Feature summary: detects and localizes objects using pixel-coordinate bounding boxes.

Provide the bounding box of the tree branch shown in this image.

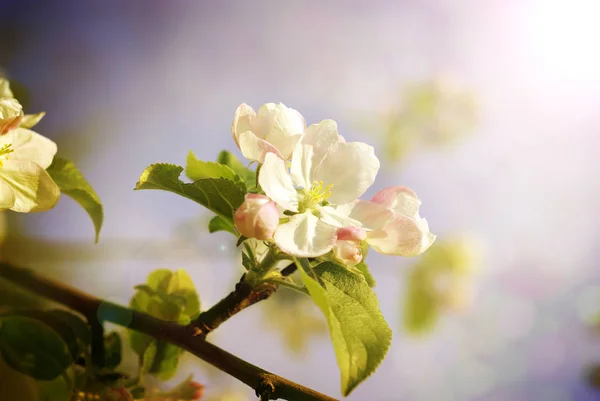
[0,262,337,401]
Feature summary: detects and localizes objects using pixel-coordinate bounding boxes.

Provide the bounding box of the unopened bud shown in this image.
[333,240,363,265]
[0,98,23,135]
[234,194,279,240]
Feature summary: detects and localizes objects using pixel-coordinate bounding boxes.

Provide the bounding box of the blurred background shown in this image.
[1,0,600,400]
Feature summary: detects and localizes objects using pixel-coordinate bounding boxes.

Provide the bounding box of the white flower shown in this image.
[259,120,379,257]
[0,128,60,212]
[234,193,279,240]
[350,186,435,256]
[232,103,305,163]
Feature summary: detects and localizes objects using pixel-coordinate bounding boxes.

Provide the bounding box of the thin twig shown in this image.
[0,262,337,401]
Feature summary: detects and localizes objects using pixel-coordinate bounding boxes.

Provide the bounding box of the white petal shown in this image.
[350,200,395,230]
[0,179,16,210]
[9,128,57,169]
[259,152,299,212]
[318,205,362,228]
[371,186,421,218]
[290,143,313,188]
[366,214,431,256]
[254,103,305,159]
[302,120,341,168]
[274,212,337,257]
[313,142,380,204]
[232,103,256,145]
[0,160,60,212]
[238,131,283,163]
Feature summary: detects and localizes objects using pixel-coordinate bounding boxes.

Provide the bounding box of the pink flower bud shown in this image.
[333,240,363,265]
[336,226,366,241]
[234,194,279,240]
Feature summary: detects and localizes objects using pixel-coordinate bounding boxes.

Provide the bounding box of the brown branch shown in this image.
[0,262,337,401]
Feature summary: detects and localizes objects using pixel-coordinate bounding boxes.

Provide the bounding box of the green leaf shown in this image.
[299,262,392,396]
[47,156,103,243]
[0,316,72,380]
[135,163,245,220]
[403,267,439,335]
[217,150,256,189]
[208,215,237,235]
[186,151,242,185]
[19,112,45,129]
[141,340,182,380]
[103,332,122,369]
[38,369,74,401]
[355,262,376,288]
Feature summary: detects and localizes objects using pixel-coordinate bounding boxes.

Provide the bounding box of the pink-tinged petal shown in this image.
[0,178,16,210]
[274,212,337,257]
[0,160,60,212]
[349,200,395,230]
[234,193,280,240]
[9,128,57,169]
[336,226,366,241]
[290,143,313,188]
[232,103,256,146]
[333,240,363,265]
[312,142,379,205]
[366,214,432,256]
[238,131,283,163]
[371,186,421,218]
[259,152,299,212]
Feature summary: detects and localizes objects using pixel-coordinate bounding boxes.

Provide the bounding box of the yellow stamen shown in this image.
[0,144,12,167]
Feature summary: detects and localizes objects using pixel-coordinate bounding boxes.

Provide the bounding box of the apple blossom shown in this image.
[259,120,379,257]
[333,226,366,265]
[351,186,435,256]
[0,97,23,135]
[234,193,279,240]
[0,127,60,212]
[232,102,305,163]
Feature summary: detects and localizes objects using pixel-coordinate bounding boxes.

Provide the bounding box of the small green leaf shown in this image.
[208,215,237,235]
[0,316,72,380]
[19,112,45,129]
[217,150,256,189]
[300,262,392,396]
[103,332,122,369]
[186,151,242,184]
[135,163,245,220]
[38,370,74,401]
[47,156,103,243]
[141,340,182,380]
[403,267,439,335]
[355,262,376,288]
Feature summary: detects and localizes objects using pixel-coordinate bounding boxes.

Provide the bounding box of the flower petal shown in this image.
[274,212,337,257]
[371,186,421,218]
[349,200,395,230]
[238,131,283,163]
[232,103,256,146]
[0,160,60,212]
[9,128,57,169]
[318,205,362,228]
[302,120,341,168]
[0,178,16,210]
[312,142,379,205]
[254,103,305,159]
[366,214,433,256]
[259,152,299,212]
[290,143,313,188]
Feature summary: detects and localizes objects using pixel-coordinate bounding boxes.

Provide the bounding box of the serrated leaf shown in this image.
[208,215,237,235]
[186,151,242,185]
[0,316,72,380]
[103,332,122,369]
[47,156,103,243]
[217,150,256,189]
[403,267,439,334]
[19,112,45,129]
[141,340,182,380]
[299,262,392,396]
[135,163,245,220]
[355,262,376,287]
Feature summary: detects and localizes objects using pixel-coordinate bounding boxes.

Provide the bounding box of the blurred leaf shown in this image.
[355,262,376,288]
[47,156,103,243]
[38,368,74,401]
[141,340,182,380]
[300,262,392,396]
[587,364,600,389]
[186,151,243,185]
[19,112,45,129]
[0,316,72,380]
[208,215,237,235]
[103,332,122,369]
[217,150,256,190]
[135,163,245,220]
[403,267,439,335]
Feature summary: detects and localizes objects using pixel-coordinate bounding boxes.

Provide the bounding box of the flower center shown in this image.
[0,143,13,167]
[299,180,333,211]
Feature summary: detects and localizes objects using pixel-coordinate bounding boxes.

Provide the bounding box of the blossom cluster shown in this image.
[232,103,435,264]
[0,79,59,212]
